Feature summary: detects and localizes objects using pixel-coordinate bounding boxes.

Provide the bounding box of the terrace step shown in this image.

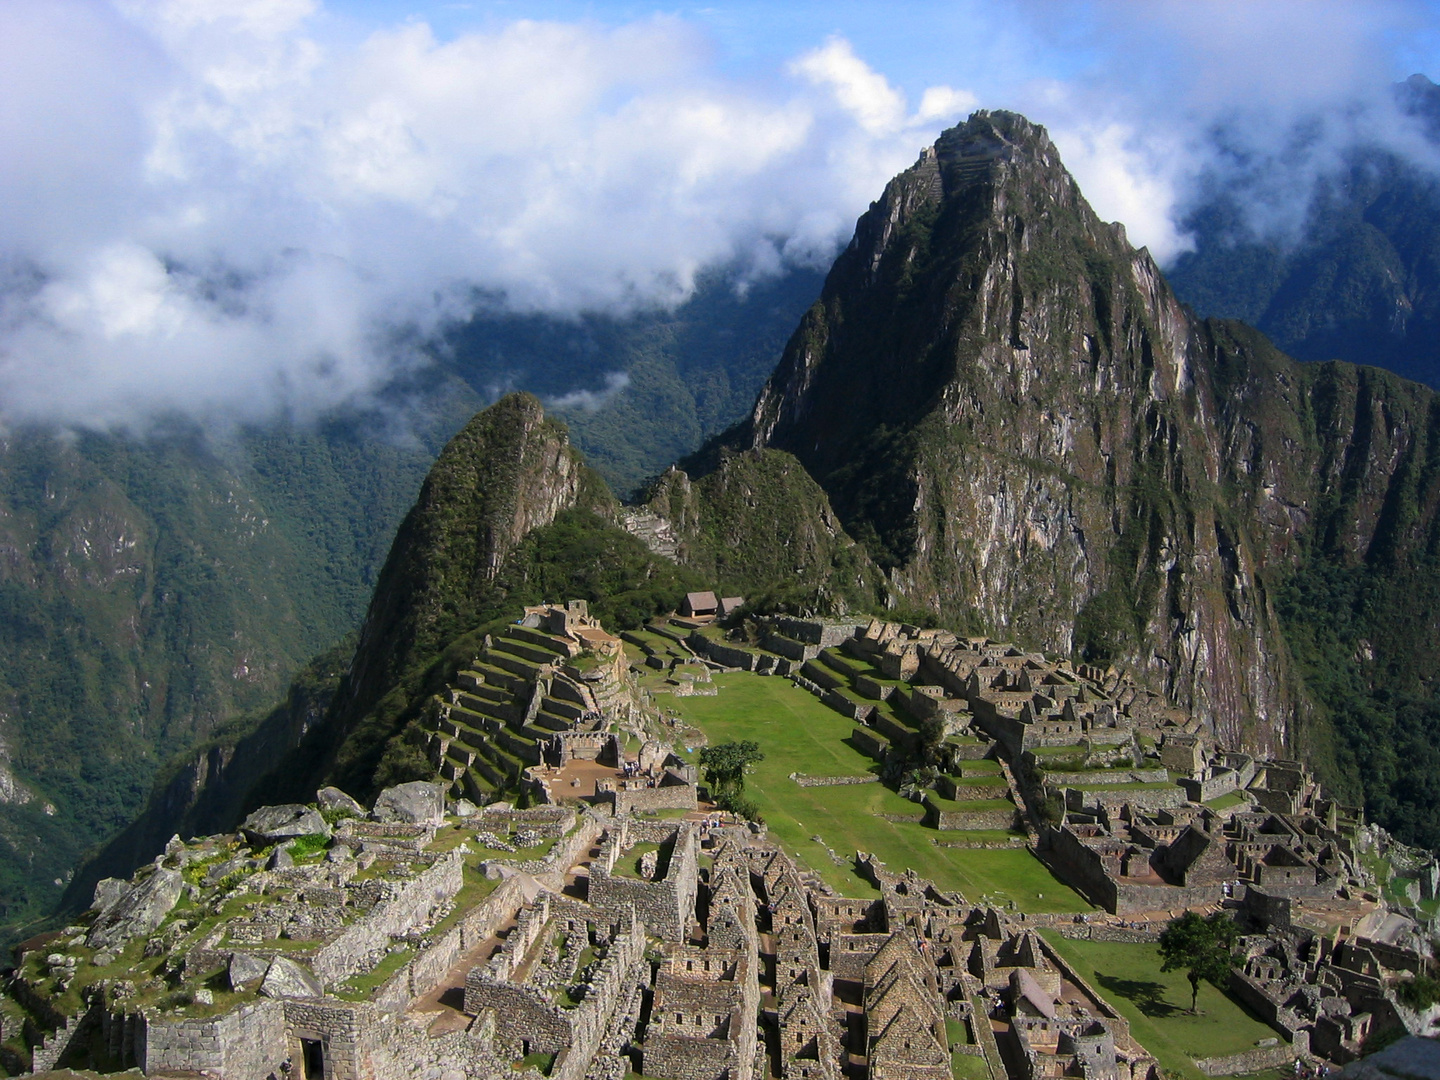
[455,692,522,725]
[467,663,529,695]
[533,711,572,733]
[494,637,564,666]
[505,625,577,657]
[542,697,584,721]
[483,649,544,681]
[818,649,860,678]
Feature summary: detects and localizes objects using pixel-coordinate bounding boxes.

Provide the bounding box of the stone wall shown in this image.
[1179,773,1244,803]
[312,853,463,987]
[687,634,758,671]
[1195,1041,1299,1076]
[791,774,880,788]
[484,815,604,894]
[141,999,287,1080]
[372,873,531,1012]
[769,618,861,648]
[849,728,889,760]
[643,1030,736,1080]
[463,907,646,1080]
[926,804,1017,831]
[604,783,697,816]
[282,999,367,1080]
[589,821,699,941]
[1056,923,1162,944]
[763,634,818,663]
[821,689,874,723]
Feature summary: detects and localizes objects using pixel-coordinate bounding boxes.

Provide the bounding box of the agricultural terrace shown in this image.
[666,671,1091,912]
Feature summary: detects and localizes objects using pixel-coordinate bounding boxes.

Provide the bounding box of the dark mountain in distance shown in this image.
[443,266,827,496]
[1168,74,1440,391]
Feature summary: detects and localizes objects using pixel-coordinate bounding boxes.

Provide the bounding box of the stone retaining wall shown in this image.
[849,727,889,760]
[1195,1041,1300,1076]
[768,618,861,648]
[312,853,463,987]
[1056,924,1162,944]
[687,634,758,671]
[821,688,874,723]
[927,806,1017,831]
[372,873,532,1012]
[790,774,880,788]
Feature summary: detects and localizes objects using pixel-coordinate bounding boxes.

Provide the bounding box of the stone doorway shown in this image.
[301,1038,325,1080]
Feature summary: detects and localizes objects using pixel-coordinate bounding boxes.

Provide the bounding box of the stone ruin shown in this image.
[6,768,1176,1080]
[11,606,1440,1080]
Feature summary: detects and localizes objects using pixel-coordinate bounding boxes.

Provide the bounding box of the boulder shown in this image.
[317,786,366,818]
[91,877,132,916]
[227,951,269,990]
[372,781,445,826]
[87,868,183,952]
[204,854,261,887]
[267,845,294,870]
[240,804,330,845]
[453,798,478,818]
[259,955,323,999]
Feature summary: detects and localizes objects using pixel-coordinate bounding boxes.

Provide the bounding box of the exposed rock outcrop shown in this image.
[87,867,182,952]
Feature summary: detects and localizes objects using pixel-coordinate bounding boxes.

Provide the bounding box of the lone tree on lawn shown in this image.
[1157,910,1240,1013]
[699,740,764,812]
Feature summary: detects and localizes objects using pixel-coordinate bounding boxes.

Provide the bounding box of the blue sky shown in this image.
[2,0,1440,427]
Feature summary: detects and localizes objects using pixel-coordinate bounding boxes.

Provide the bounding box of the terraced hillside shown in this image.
[425,619,634,802]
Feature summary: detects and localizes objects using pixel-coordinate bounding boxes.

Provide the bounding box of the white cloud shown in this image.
[0,3,974,429]
[2,0,1437,431]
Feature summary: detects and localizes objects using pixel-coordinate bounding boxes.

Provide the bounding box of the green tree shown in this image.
[1157,911,1240,1013]
[698,741,764,806]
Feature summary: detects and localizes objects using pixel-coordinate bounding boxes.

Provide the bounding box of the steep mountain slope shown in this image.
[60,109,1440,917]
[1168,74,1440,390]
[0,421,440,928]
[699,112,1440,826]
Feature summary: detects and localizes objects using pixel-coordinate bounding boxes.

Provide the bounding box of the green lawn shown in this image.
[670,673,1091,912]
[1042,935,1285,1080]
[1204,791,1247,811]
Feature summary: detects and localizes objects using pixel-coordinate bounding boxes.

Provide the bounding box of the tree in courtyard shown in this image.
[1157,911,1240,1013]
[699,740,764,813]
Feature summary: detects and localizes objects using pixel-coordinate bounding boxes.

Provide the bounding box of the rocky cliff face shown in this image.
[730,111,1440,757]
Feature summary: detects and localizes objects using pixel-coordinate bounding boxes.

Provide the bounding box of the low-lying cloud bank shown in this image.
[0,0,974,428]
[0,0,1436,430]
